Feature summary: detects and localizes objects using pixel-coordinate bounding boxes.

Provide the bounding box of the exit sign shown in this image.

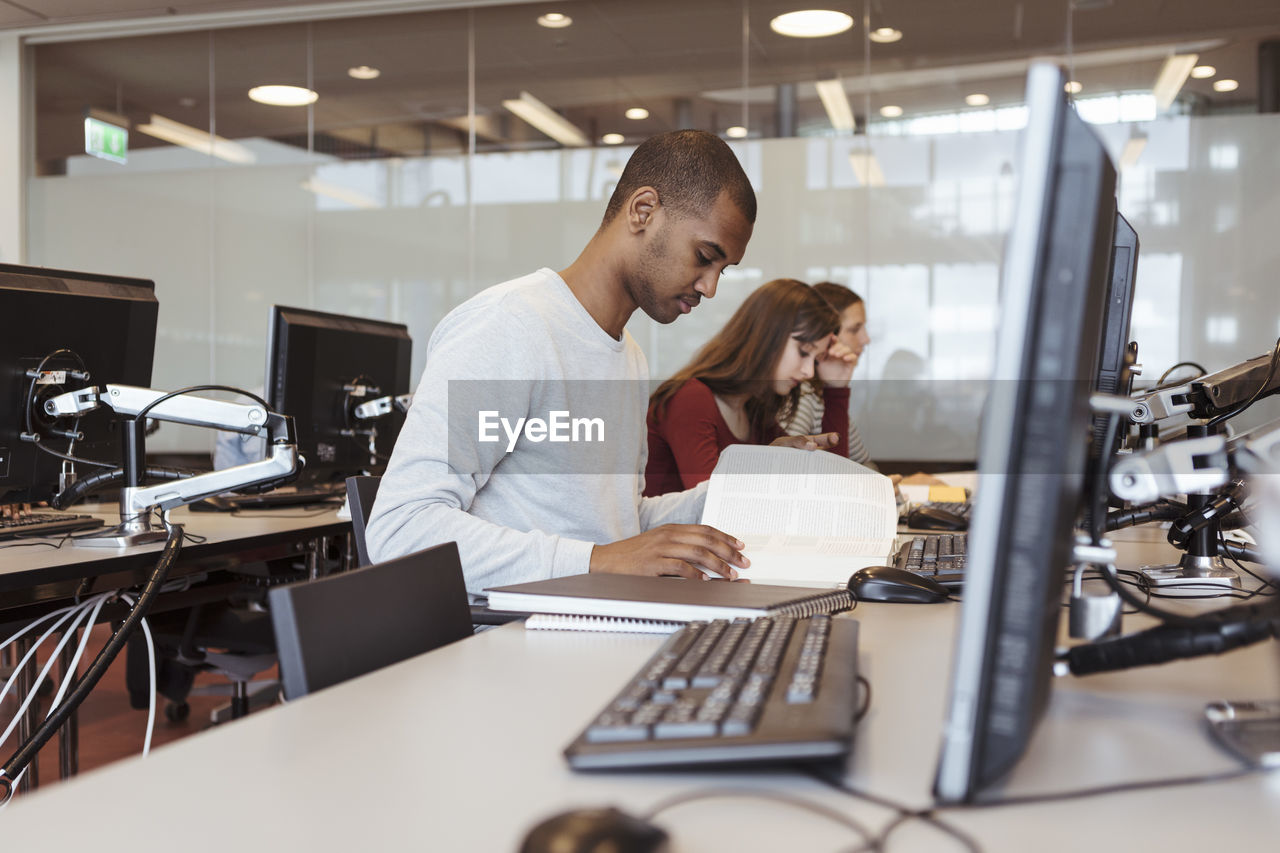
[84,116,128,164]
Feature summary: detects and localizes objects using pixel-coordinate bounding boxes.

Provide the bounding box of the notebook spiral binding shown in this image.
[524,613,683,634]
[772,589,855,618]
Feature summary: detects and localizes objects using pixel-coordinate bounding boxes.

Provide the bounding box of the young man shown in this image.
[368,130,802,595]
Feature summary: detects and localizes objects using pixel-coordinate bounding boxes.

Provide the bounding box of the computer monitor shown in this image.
[264,305,412,489]
[0,263,158,504]
[933,64,1117,803]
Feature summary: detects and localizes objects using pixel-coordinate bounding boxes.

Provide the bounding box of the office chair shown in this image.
[268,541,473,699]
[344,475,523,627]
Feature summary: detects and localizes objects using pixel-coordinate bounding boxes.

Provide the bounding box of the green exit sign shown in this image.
[84,116,128,164]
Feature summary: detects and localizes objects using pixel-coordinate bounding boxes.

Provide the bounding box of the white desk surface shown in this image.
[2,538,1278,851]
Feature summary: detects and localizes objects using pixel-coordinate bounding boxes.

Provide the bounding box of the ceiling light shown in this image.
[848,150,885,186]
[248,85,318,106]
[300,177,378,209]
[624,107,649,120]
[1119,133,1148,171]
[879,105,903,118]
[1190,65,1216,79]
[502,90,589,147]
[868,27,902,44]
[814,78,855,132]
[537,12,572,28]
[726,126,748,139]
[1152,53,1198,111]
[135,114,255,164]
[348,66,380,80]
[770,10,854,38]
[1213,78,1239,93]
[965,93,990,107]
[602,133,625,145]
[1065,80,1083,94]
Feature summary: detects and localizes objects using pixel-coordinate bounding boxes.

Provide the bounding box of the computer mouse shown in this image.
[906,504,967,531]
[519,806,670,853]
[847,566,951,604]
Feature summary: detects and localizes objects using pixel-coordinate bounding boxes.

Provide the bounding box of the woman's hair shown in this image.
[812,281,863,315]
[650,278,839,436]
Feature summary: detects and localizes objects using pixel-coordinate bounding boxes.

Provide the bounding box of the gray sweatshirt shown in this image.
[366,268,706,596]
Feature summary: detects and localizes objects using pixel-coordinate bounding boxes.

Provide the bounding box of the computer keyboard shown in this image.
[565,614,859,769]
[0,511,105,541]
[893,533,967,587]
[189,487,344,512]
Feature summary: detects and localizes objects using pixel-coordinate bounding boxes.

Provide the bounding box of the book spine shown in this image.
[523,613,684,634]
[771,589,855,618]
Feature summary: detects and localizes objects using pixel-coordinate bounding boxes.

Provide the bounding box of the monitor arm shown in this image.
[43,384,301,547]
[351,392,412,421]
[1130,351,1280,425]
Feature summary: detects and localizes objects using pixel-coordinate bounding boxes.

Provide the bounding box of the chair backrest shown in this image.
[268,541,473,699]
[345,475,381,567]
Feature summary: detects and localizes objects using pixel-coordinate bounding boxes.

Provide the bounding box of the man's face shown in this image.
[626,190,753,324]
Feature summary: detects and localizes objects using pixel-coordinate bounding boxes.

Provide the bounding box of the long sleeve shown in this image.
[652,380,733,491]
[819,385,850,459]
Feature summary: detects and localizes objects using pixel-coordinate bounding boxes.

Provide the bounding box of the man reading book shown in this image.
[368,131,822,596]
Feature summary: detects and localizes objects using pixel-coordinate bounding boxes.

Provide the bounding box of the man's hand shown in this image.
[590,524,749,580]
[771,432,838,451]
[815,338,857,387]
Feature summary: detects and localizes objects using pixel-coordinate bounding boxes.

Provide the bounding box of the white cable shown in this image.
[0,602,92,739]
[118,593,156,758]
[0,601,91,696]
[46,594,107,719]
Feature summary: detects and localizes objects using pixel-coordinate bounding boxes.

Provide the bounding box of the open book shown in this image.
[701,445,898,588]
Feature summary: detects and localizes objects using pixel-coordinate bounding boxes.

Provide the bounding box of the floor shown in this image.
[3,622,274,798]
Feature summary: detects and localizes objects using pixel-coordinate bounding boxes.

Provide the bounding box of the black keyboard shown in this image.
[0,511,105,541]
[189,487,343,512]
[565,615,859,770]
[894,533,967,587]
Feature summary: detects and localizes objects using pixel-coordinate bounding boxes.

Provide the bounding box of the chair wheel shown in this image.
[165,701,190,722]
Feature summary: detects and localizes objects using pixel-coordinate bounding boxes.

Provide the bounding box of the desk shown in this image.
[1,503,350,789]
[1,537,1277,851]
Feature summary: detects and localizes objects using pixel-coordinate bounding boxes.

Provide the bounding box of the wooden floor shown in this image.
[3,623,274,797]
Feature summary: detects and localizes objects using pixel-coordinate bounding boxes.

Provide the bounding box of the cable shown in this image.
[118,593,157,758]
[1157,361,1208,385]
[0,517,183,803]
[21,348,116,469]
[947,766,1266,809]
[50,465,195,509]
[855,675,872,723]
[1104,501,1187,532]
[640,787,879,851]
[1206,337,1280,427]
[135,385,271,421]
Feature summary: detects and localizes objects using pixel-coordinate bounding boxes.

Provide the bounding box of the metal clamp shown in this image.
[1109,435,1229,504]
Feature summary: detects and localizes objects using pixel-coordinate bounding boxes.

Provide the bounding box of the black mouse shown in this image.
[848,565,951,604]
[519,807,670,853]
[906,504,967,531]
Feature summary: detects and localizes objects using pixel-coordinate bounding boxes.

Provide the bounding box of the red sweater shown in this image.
[643,378,850,497]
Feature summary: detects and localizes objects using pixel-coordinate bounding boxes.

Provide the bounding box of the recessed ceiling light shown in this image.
[965,93,990,107]
[248,84,318,106]
[1213,78,1239,92]
[537,12,572,28]
[348,65,380,80]
[879,105,903,118]
[1190,65,1216,79]
[1065,80,1083,94]
[868,27,902,44]
[770,10,854,38]
[624,107,649,120]
[602,133,625,145]
[726,126,749,138]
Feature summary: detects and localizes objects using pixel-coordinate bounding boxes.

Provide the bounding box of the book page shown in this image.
[701,445,898,585]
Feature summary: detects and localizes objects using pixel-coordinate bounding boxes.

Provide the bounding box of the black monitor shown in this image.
[265,306,412,489]
[0,263,158,504]
[1095,210,1139,399]
[933,64,1117,803]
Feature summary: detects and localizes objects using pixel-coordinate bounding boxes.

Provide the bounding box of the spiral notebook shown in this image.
[485,573,854,626]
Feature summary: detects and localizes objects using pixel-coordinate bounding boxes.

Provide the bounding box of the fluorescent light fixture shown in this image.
[770,10,854,38]
[502,90,589,147]
[1213,78,1239,92]
[726,126,748,138]
[1065,80,1083,94]
[1119,134,1148,171]
[879,104,903,118]
[602,133,625,145]
[848,149,885,186]
[815,78,855,132]
[624,107,649,120]
[869,27,903,44]
[248,84,318,106]
[135,114,256,164]
[1152,53,1198,111]
[300,177,378,209]
[965,93,990,106]
[537,12,572,28]
[348,65,380,80]
[1191,64,1216,79]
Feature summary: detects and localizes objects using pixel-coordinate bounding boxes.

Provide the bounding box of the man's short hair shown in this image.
[602,130,757,226]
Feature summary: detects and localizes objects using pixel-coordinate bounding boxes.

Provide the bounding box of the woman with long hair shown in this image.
[644,278,854,496]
